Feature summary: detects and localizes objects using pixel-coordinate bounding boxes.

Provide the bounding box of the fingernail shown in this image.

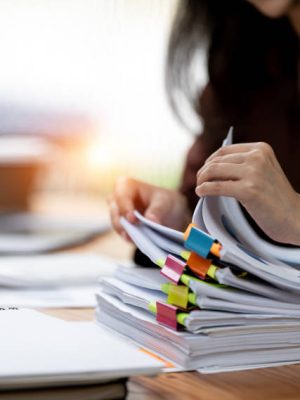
[145,213,159,223]
[126,211,137,223]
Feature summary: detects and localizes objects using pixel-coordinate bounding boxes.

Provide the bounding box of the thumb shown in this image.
[144,192,170,224]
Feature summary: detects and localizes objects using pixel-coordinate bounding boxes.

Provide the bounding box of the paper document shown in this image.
[0,254,120,308]
[0,309,162,389]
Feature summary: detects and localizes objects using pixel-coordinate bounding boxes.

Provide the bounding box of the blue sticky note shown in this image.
[184,227,215,258]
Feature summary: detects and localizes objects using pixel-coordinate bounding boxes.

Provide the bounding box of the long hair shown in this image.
[166,0,299,130]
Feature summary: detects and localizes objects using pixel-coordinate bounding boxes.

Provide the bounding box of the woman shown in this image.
[109,0,300,248]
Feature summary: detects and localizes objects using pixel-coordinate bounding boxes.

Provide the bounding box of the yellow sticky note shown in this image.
[167,284,189,309]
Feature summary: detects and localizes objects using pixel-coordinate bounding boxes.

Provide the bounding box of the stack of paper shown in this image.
[96,267,300,370]
[96,131,300,372]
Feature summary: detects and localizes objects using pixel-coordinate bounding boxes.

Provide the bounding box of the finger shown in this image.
[108,200,134,242]
[198,153,246,180]
[203,152,246,166]
[108,199,124,235]
[196,163,244,186]
[114,177,138,221]
[205,143,259,164]
[144,192,171,223]
[195,180,242,200]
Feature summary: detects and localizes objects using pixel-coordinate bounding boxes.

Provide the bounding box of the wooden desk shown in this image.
[43,307,300,400]
[34,194,300,400]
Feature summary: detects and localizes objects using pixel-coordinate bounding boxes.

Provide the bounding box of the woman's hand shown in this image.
[196,142,300,245]
[108,177,191,241]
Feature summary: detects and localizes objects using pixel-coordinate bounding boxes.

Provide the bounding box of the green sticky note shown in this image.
[148,301,157,314]
[180,250,191,260]
[177,312,189,326]
[156,258,165,268]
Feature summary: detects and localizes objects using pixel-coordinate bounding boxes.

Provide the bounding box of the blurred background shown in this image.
[0,0,206,211]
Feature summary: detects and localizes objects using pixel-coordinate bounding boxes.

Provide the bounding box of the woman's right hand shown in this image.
[108,176,191,241]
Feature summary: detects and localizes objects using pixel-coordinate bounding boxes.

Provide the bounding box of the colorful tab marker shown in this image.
[210,242,222,258]
[160,254,186,284]
[183,223,197,242]
[207,264,218,280]
[156,258,166,268]
[186,252,212,279]
[148,300,190,331]
[164,284,189,309]
[181,250,191,260]
[184,224,215,258]
[156,301,178,330]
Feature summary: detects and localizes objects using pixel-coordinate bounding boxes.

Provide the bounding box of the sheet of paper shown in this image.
[100,277,167,310]
[0,254,121,308]
[218,190,300,266]
[216,267,300,303]
[0,285,98,308]
[141,226,185,257]
[0,309,162,389]
[116,265,169,290]
[189,278,300,311]
[0,253,118,288]
[120,217,167,266]
[134,211,184,243]
[201,195,300,287]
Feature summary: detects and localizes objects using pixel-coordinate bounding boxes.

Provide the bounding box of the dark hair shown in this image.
[166,0,299,130]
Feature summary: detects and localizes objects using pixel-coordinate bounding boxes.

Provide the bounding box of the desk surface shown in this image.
[34,193,300,400]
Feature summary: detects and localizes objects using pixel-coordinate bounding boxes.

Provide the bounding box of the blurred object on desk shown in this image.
[0,212,111,255]
[0,135,52,211]
[0,380,127,400]
[0,102,101,200]
[0,253,119,288]
[30,192,135,262]
[0,253,124,308]
[0,102,95,142]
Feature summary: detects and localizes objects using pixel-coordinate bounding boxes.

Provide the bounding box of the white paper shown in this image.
[116,265,169,291]
[100,277,167,310]
[0,309,162,389]
[0,285,98,308]
[134,211,183,243]
[0,253,118,288]
[96,291,300,370]
[120,217,167,264]
[0,254,120,308]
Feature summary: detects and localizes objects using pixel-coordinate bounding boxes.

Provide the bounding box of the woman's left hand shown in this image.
[195,142,300,245]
